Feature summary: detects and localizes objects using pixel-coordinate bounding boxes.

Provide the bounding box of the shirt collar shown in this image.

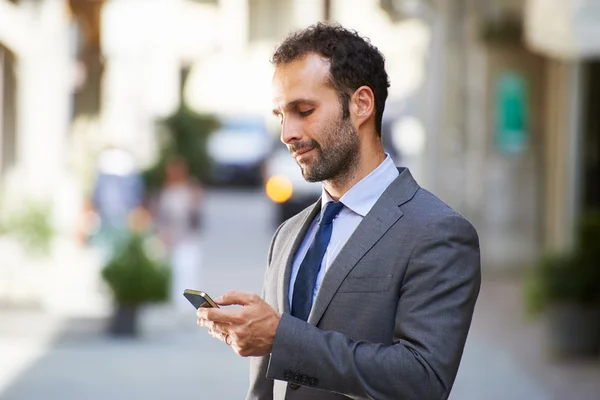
[321,154,399,217]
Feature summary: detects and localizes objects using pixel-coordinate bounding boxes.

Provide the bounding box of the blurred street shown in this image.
[0,189,272,399]
[0,189,598,400]
[1,1,600,398]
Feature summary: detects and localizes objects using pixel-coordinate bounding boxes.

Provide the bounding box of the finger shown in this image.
[208,328,229,344]
[216,290,259,306]
[208,328,221,340]
[198,307,241,324]
[206,321,231,335]
[196,318,216,330]
[197,307,231,320]
[197,307,218,320]
[197,308,208,319]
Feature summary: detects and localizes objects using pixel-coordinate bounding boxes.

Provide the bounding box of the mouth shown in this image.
[293,147,314,160]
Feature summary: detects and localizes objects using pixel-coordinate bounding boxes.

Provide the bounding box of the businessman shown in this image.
[196,22,481,400]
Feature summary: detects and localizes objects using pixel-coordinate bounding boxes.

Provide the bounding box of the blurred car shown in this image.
[263,146,322,226]
[206,116,273,187]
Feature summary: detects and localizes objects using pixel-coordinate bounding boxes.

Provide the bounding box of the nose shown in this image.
[280,116,302,145]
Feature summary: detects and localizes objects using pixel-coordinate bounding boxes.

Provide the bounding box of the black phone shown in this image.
[183,289,220,309]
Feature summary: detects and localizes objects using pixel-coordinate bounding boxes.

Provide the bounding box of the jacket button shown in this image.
[289,383,300,390]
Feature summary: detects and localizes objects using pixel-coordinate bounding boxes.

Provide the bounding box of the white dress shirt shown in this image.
[288,154,400,308]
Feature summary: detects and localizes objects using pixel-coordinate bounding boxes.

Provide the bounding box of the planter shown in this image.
[108,304,139,337]
[545,302,600,357]
[101,232,170,337]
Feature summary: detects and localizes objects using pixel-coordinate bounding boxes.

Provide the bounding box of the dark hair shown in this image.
[271,22,390,135]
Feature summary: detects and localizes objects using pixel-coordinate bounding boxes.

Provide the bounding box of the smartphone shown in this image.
[183,289,220,309]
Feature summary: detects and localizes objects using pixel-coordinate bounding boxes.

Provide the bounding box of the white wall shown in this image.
[0,0,73,199]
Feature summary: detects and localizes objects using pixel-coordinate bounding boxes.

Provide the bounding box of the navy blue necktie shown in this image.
[291,201,344,321]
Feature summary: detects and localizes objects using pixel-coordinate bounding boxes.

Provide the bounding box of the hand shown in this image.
[196,290,281,357]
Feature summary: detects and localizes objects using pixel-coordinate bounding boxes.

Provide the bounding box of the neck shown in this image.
[323,141,386,201]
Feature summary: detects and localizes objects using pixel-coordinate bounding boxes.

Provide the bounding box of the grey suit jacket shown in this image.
[247,168,481,400]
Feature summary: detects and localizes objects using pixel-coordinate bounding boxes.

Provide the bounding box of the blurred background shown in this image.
[0,0,599,399]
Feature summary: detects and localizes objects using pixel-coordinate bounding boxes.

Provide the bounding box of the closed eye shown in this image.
[299,109,314,117]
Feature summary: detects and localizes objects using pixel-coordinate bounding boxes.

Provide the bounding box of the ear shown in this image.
[349,86,375,130]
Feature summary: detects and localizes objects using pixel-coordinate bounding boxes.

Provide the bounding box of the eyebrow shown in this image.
[272,99,318,116]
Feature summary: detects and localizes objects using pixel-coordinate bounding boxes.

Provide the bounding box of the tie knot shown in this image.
[320,201,344,225]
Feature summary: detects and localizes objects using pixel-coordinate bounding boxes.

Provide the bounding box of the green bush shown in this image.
[101,232,170,306]
[525,210,600,315]
[0,201,54,257]
[142,104,220,193]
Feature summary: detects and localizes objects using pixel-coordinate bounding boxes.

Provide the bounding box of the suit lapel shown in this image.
[307,168,419,326]
[276,200,321,314]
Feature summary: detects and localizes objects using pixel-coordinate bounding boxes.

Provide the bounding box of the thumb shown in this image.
[216,290,258,306]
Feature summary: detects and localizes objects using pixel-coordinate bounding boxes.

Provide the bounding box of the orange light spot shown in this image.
[265,176,293,203]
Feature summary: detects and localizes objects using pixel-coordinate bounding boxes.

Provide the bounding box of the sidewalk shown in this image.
[0,277,599,399]
[451,278,600,400]
[0,306,250,399]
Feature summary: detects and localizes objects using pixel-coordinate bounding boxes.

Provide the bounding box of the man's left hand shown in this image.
[196,290,281,357]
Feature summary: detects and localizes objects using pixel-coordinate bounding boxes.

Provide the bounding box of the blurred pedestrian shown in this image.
[154,157,204,313]
[89,146,145,262]
[196,23,481,400]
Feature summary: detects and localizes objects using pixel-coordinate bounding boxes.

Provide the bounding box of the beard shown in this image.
[290,114,360,183]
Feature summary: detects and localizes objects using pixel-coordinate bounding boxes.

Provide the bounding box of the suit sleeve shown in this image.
[246,221,286,400]
[266,214,481,400]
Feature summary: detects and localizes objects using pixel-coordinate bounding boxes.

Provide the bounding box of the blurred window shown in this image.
[248,0,293,42]
[70,3,103,120]
[0,46,17,176]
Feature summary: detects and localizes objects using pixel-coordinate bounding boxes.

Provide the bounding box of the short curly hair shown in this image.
[271,22,390,135]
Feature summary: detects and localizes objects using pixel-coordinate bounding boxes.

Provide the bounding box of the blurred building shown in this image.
[0,0,73,200]
[0,0,95,306]
[184,0,430,132]
[0,0,220,306]
[525,0,600,247]
[0,0,433,221]
[100,0,219,166]
[410,0,600,271]
[2,0,600,304]
[189,0,600,273]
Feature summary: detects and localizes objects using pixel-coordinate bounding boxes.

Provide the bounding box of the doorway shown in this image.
[582,61,600,211]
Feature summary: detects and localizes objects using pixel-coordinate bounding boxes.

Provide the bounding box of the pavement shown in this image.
[0,189,598,399]
[450,278,600,400]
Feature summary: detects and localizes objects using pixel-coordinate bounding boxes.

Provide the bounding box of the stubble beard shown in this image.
[298,115,361,185]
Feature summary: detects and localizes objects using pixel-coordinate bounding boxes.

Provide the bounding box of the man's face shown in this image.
[271,53,360,182]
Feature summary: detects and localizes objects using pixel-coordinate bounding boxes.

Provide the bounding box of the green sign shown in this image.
[495,71,529,156]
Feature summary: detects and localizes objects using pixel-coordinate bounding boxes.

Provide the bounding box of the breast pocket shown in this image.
[337,274,392,293]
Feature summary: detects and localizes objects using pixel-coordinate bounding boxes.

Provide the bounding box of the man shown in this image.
[89,146,145,262]
[196,23,481,400]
